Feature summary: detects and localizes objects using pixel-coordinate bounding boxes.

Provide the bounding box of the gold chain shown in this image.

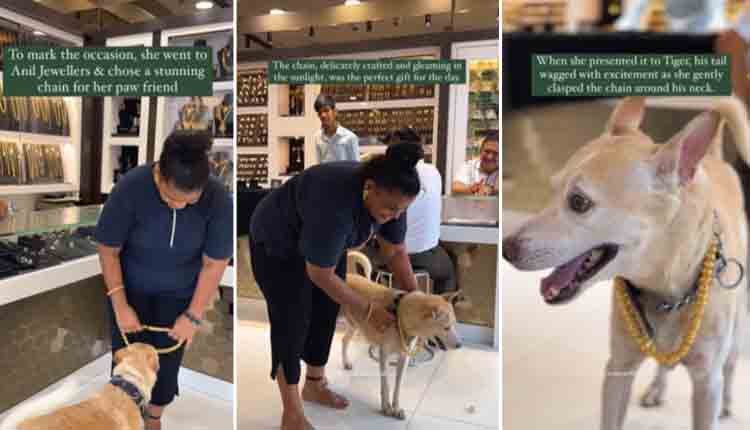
[397,306,420,358]
[615,237,718,366]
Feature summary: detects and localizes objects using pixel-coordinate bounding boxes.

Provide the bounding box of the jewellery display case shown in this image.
[0,205,103,307]
[237,114,268,147]
[237,47,440,184]
[0,10,81,198]
[155,23,234,197]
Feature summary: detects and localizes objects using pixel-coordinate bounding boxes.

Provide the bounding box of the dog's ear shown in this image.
[606,97,645,135]
[652,111,722,187]
[113,347,128,364]
[440,291,462,306]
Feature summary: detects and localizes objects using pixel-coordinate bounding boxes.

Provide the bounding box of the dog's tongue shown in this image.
[540,252,588,298]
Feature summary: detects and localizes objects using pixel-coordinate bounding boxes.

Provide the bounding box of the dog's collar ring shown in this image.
[715,256,744,290]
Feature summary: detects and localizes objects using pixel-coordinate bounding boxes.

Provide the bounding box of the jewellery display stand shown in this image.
[101,33,152,194]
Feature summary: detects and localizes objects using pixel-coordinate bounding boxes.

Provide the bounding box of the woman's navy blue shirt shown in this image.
[95,164,233,298]
[250,161,406,267]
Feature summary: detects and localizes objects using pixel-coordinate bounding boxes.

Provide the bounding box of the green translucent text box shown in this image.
[531,54,731,97]
[3,47,213,97]
[269,59,466,84]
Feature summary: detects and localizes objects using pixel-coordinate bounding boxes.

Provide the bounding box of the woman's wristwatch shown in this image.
[183,310,202,327]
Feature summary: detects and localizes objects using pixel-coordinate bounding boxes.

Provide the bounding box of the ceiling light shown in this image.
[425,14,432,27]
[33,30,46,36]
[345,0,362,5]
[269,8,286,15]
[195,1,213,10]
[457,9,470,14]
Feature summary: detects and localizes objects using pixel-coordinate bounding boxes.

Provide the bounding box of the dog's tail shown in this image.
[0,377,80,430]
[711,96,750,165]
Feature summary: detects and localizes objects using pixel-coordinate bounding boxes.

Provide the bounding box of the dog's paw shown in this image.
[721,407,732,419]
[382,404,406,420]
[639,388,664,408]
[392,407,406,420]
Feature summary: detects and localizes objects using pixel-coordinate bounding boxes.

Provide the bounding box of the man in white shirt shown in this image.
[313,94,359,163]
[452,130,499,196]
[363,127,456,293]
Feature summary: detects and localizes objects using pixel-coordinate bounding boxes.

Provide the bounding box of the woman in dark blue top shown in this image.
[250,142,423,430]
[95,132,233,430]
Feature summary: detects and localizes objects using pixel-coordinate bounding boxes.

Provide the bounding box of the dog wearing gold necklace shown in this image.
[1,343,159,430]
[502,95,750,430]
[341,272,461,419]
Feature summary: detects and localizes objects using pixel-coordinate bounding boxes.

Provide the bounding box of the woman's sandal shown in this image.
[301,375,350,409]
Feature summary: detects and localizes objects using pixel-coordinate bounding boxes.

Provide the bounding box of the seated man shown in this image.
[363,127,456,294]
[452,130,498,196]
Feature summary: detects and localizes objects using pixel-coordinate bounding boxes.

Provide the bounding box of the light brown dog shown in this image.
[2,343,159,430]
[503,96,750,430]
[341,273,461,420]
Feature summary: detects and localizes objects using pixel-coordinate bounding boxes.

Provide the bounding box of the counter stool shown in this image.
[369,267,435,367]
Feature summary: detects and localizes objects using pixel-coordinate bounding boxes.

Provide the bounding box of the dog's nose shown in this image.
[502,237,518,263]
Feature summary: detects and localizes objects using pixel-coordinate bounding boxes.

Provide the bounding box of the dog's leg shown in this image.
[602,296,644,430]
[379,345,393,416]
[342,322,356,371]
[389,351,410,420]
[687,364,723,430]
[640,365,670,408]
[721,345,738,419]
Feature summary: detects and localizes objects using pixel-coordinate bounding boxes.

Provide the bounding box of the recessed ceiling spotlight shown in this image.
[457,9,470,14]
[195,1,213,10]
[269,8,286,15]
[345,0,362,5]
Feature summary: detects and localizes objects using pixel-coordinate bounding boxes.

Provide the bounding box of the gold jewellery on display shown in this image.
[614,237,718,366]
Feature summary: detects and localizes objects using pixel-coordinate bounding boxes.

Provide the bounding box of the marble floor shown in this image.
[0,355,233,430]
[236,319,499,430]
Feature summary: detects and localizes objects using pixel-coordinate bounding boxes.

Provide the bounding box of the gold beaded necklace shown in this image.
[614,237,718,366]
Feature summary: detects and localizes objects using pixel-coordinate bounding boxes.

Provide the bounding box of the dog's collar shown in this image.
[387,290,409,316]
[110,374,147,417]
[626,212,744,314]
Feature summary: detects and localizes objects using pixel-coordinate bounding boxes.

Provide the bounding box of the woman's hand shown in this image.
[113,302,143,334]
[368,303,396,334]
[169,314,199,348]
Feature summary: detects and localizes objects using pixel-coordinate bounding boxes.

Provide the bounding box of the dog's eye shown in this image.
[568,192,593,214]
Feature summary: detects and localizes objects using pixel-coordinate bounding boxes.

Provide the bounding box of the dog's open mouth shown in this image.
[540,244,619,304]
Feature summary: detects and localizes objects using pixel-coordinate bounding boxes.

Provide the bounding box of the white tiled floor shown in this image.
[0,355,233,430]
[503,211,750,430]
[237,320,499,430]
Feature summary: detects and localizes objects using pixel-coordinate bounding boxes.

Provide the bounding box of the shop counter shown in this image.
[439,196,499,347]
